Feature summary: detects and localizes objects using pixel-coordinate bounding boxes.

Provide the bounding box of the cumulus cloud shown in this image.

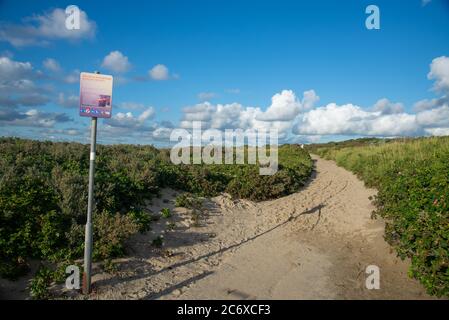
[12,93,50,107]
[372,98,404,114]
[425,127,449,136]
[178,90,320,140]
[174,57,449,141]
[101,51,131,73]
[289,57,449,139]
[428,56,449,92]
[0,56,50,108]
[181,102,245,130]
[293,103,420,136]
[0,108,71,127]
[412,56,449,113]
[416,105,449,128]
[0,7,96,47]
[149,64,170,80]
[105,107,155,130]
[414,96,449,112]
[301,90,320,110]
[152,127,173,140]
[0,57,74,132]
[0,56,34,81]
[178,87,449,142]
[256,90,302,121]
[255,90,319,121]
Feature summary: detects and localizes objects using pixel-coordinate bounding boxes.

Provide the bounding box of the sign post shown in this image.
[83,114,96,295]
[79,71,113,294]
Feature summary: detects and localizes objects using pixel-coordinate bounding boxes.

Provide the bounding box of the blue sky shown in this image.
[1,0,449,145]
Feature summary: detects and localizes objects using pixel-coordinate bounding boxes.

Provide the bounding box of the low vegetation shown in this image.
[309,136,449,297]
[0,137,312,291]
[160,208,172,219]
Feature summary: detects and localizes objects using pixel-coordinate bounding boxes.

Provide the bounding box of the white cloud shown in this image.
[301,90,320,110]
[422,0,432,7]
[152,127,173,140]
[175,57,449,141]
[0,56,50,108]
[293,103,421,136]
[256,90,302,121]
[414,96,449,112]
[428,56,449,92]
[0,8,96,47]
[101,51,131,73]
[105,107,155,130]
[372,98,404,114]
[179,90,320,140]
[416,105,449,128]
[0,108,71,127]
[43,58,61,72]
[149,64,169,80]
[0,56,34,81]
[256,90,319,121]
[425,127,449,136]
[138,108,155,122]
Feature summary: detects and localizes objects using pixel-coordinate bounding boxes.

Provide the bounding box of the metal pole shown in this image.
[83,70,100,295]
[83,116,97,294]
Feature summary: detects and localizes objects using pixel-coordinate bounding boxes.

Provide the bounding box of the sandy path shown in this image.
[86,155,431,300]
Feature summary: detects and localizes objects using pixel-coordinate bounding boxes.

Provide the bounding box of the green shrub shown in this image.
[175,193,191,208]
[102,259,118,274]
[127,209,151,233]
[0,138,313,286]
[92,211,139,260]
[160,208,172,219]
[30,266,54,300]
[175,193,203,209]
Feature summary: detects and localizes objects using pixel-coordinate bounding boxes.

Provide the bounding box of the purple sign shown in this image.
[79,72,113,118]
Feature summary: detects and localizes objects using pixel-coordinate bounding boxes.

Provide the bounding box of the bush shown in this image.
[160,208,172,219]
[127,209,151,233]
[92,211,139,260]
[175,193,203,209]
[30,266,53,300]
[0,138,313,287]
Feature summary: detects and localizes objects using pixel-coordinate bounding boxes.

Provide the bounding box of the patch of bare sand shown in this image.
[81,155,433,300]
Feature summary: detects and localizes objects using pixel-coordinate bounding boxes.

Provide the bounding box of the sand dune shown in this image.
[81,155,432,299]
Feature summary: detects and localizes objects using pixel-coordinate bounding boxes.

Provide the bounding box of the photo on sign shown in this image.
[79,72,113,118]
